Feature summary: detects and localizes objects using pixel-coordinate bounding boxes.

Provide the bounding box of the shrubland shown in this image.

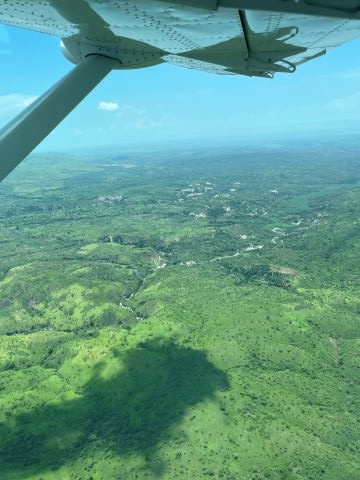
[0,146,359,479]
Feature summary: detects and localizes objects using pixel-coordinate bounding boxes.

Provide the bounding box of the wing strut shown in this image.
[0,54,117,182]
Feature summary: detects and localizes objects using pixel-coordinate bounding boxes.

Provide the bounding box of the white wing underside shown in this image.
[1,1,360,77]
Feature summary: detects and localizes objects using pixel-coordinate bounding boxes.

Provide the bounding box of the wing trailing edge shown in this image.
[219,0,360,19]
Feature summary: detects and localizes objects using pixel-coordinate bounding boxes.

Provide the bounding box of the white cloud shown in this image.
[0,94,37,114]
[98,101,119,112]
[116,104,144,117]
[116,104,176,130]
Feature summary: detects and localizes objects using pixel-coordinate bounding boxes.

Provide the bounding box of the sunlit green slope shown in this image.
[0,147,359,479]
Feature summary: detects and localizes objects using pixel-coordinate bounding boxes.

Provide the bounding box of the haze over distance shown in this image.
[2,23,360,152]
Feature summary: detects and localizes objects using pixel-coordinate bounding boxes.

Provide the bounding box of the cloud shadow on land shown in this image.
[0,338,229,477]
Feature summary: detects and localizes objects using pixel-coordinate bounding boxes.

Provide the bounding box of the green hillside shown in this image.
[0,147,359,479]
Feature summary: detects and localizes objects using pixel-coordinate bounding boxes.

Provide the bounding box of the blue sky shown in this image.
[1,22,360,151]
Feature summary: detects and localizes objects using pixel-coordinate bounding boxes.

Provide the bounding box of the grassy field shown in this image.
[0,146,359,479]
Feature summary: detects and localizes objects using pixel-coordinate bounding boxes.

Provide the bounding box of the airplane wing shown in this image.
[1,0,360,180]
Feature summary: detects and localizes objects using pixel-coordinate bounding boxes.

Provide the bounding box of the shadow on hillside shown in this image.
[0,338,229,478]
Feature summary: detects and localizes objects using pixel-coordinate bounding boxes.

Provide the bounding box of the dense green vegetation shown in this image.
[0,145,359,479]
